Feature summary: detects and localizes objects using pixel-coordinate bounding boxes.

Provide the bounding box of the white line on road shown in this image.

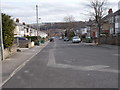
[112,54,120,56]
[47,50,56,66]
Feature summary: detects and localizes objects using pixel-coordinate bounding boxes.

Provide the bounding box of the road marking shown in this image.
[24,70,29,73]
[67,44,80,46]
[98,69,119,73]
[113,54,120,56]
[47,45,119,74]
[83,65,110,71]
[0,42,49,88]
[47,50,56,66]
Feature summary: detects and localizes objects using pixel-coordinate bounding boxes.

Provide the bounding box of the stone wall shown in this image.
[0,41,35,60]
[100,35,120,45]
[4,44,17,59]
[28,42,35,48]
[14,39,32,48]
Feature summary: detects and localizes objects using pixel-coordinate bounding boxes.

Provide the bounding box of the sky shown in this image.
[1,0,120,24]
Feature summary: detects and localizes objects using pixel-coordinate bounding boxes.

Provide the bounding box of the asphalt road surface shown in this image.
[2,38,118,88]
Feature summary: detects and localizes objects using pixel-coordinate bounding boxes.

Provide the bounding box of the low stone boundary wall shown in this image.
[14,39,34,48]
[28,42,35,48]
[4,44,17,59]
[0,41,35,60]
[100,36,120,46]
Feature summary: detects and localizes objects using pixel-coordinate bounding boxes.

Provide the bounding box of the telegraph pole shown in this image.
[36,5,39,37]
[0,2,4,60]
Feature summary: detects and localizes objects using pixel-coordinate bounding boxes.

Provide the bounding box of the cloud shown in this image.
[1,0,119,24]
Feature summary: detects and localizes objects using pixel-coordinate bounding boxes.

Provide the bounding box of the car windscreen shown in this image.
[73,37,79,39]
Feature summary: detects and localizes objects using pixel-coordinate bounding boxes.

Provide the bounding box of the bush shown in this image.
[2,13,15,48]
[26,36,37,41]
[69,31,75,40]
[25,36,41,45]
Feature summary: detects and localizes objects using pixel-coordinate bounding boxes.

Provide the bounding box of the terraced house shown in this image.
[14,18,48,38]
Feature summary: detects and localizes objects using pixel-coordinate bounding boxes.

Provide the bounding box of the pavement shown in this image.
[1,41,49,87]
[1,39,119,88]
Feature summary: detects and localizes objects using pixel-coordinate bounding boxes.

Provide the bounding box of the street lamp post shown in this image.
[0,4,4,60]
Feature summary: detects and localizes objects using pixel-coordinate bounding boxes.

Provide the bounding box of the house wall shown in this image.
[14,25,23,37]
[81,28,87,35]
[14,26,19,37]
[115,15,120,34]
[39,31,48,38]
[91,25,98,38]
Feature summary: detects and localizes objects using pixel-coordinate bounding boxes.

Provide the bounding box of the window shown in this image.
[115,15,120,23]
[27,28,29,33]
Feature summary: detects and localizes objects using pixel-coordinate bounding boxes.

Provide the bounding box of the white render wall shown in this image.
[81,28,87,34]
[14,22,48,37]
[14,25,23,37]
[38,31,48,38]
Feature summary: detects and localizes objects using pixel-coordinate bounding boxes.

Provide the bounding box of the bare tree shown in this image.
[88,0,107,44]
[64,15,75,22]
[63,15,75,38]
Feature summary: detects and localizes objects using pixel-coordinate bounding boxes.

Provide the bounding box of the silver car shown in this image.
[72,36,81,43]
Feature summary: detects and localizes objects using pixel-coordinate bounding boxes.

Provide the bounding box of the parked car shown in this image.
[15,37,28,40]
[50,37,54,42]
[72,36,81,43]
[59,36,62,40]
[86,37,92,43]
[64,37,69,41]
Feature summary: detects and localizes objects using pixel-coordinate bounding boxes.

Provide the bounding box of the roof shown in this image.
[114,9,120,16]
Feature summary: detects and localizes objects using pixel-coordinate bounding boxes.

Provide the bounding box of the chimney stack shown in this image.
[22,22,26,25]
[108,8,113,14]
[16,18,19,23]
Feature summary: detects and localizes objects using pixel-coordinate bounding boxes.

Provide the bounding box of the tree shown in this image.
[63,15,75,38]
[2,13,15,48]
[64,15,75,22]
[88,0,107,44]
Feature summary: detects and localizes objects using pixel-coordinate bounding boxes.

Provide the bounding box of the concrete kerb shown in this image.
[1,41,49,88]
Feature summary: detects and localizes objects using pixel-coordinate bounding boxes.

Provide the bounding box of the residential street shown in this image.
[2,38,118,88]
